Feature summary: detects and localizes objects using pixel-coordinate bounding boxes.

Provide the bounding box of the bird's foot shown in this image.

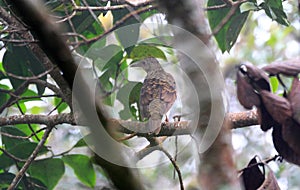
[172,115,182,122]
[172,115,182,128]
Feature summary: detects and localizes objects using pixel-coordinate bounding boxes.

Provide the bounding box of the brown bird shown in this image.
[132,57,177,134]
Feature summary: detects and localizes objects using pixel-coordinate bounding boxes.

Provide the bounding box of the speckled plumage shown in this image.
[132,57,177,133]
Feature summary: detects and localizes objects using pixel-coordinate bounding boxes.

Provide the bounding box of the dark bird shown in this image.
[132,57,177,134]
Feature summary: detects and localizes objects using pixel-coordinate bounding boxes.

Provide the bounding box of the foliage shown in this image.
[0,0,297,189]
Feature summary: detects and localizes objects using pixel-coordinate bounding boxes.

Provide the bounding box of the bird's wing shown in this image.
[139,72,177,119]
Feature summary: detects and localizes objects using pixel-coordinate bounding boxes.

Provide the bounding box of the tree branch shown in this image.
[8,125,54,190]
[0,6,73,108]
[158,0,241,189]
[159,146,184,190]
[228,110,259,129]
[0,113,75,126]
[110,110,259,137]
[7,1,145,189]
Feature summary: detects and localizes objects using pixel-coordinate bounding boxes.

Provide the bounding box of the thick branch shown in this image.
[158,0,240,189]
[111,110,259,136]
[0,110,259,133]
[7,1,144,189]
[228,110,259,129]
[0,6,72,107]
[0,113,75,126]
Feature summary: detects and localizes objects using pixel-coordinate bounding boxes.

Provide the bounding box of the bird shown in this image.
[131,57,177,134]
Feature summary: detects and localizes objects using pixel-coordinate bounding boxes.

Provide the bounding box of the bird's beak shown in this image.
[131,60,143,68]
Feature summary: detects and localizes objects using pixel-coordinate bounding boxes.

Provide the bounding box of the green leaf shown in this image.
[96,45,124,106]
[240,2,258,13]
[73,136,88,148]
[0,172,14,186]
[0,70,6,80]
[0,173,42,189]
[70,10,102,35]
[18,89,42,103]
[0,84,9,108]
[139,36,173,47]
[2,45,46,95]
[139,9,158,21]
[117,81,142,120]
[0,61,5,72]
[0,173,23,189]
[261,2,289,26]
[14,101,27,113]
[84,39,107,61]
[54,97,68,113]
[207,0,250,52]
[99,70,113,92]
[91,44,123,69]
[30,106,44,114]
[1,126,29,150]
[28,158,65,190]
[62,154,96,188]
[15,124,43,142]
[270,76,279,93]
[129,45,167,60]
[0,142,48,169]
[102,92,116,106]
[48,0,106,53]
[27,177,48,190]
[111,2,140,54]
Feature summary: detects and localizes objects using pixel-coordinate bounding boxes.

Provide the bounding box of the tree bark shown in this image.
[158,0,240,189]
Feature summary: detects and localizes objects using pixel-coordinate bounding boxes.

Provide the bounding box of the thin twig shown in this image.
[159,147,184,190]
[117,133,137,142]
[16,102,41,141]
[0,147,27,162]
[0,127,47,140]
[62,0,79,43]
[5,67,54,80]
[0,80,30,114]
[211,0,247,35]
[238,155,280,173]
[47,98,64,115]
[8,125,54,190]
[204,4,229,11]
[74,5,157,47]
[72,0,154,11]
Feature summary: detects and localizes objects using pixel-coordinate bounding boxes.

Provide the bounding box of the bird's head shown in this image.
[131,57,162,72]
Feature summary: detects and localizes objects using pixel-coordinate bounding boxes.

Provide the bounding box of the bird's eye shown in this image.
[239,65,247,74]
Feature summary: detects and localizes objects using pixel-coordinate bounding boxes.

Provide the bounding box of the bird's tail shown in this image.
[148,99,166,134]
[148,114,162,134]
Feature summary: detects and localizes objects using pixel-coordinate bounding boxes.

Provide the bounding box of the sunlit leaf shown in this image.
[54,97,68,113]
[240,2,258,13]
[62,154,96,188]
[130,45,167,60]
[260,0,289,26]
[270,77,279,93]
